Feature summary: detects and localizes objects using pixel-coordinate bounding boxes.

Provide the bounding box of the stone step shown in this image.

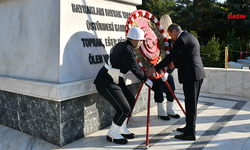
[237,59,250,67]
[228,61,250,69]
[1,92,250,150]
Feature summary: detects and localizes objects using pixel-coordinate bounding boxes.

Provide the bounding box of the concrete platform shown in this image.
[237,59,250,67]
[1,90,250,150]
[228,61,250,69]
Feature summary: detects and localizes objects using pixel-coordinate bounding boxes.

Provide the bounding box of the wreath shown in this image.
[125,10,170,79]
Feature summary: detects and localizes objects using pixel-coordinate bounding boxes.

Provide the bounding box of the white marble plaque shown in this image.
[0,0,60,82]
[59,0,137,83]
[0,0,138,83]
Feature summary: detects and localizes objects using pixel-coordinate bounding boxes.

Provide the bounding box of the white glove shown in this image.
[161,72,169,82]
[145,79,153,88]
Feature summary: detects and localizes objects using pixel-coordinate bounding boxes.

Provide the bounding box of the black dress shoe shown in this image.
[168,113,180,118]
[121,133,136,139]
[174,133,196,141]
[107,135,128,144]
[176,127,186,132]
[158,115,170,120]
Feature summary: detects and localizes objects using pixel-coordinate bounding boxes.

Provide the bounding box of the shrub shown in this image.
[226,29,249,61]
[201,35,221,67]
[190,30,198,39]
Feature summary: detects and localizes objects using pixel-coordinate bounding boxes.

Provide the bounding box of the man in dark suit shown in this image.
[152,39,180,121]
[145,23,206,140]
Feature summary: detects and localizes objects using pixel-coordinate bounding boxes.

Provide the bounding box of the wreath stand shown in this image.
[125,9,186,148]
[127,81,186,148]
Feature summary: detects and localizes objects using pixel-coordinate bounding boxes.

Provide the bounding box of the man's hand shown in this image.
[145,67,156,77]
[168,62,175,69]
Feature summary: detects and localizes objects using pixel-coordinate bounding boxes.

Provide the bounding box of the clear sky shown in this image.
[217,0,226,3]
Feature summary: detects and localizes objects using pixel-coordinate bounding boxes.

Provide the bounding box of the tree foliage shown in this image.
[227,0,250,40]
[201,35,221,67]
[170,0,228,40]
[226,29,249,61]
[170,0,250,42]
[136,0,175,20]
[136,0,250,67]
[136,0,250,42]
[190,30,198,39]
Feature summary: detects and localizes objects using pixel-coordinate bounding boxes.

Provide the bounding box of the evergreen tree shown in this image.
[226,29,236,44]
[226,0,250,41]
[137,0,175,20]
[226,29,249,61]
[201,35,221,67]
[170,0,227,41]
[190,30,198,39]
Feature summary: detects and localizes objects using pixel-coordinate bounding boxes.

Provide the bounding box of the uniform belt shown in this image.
[104,63,125,78]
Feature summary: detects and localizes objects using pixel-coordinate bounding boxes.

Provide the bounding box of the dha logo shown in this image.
[227,14,246,19]
[210,14,246,19]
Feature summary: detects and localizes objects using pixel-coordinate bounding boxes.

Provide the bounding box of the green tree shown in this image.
[226,28,236,44]
[226,29,249,61]
[170,0,227,36]
[136,0,175,19]
[201,35,221,67]
[226,0,250,41]
[190,30,198,39]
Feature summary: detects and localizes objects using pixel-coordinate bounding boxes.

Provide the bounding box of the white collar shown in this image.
[177,31,183,39]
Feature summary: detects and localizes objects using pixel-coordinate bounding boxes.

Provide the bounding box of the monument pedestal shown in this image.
[0,0,153,146]
[0,75,153,146]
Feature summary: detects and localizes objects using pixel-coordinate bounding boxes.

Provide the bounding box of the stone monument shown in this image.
[0,0,154,146]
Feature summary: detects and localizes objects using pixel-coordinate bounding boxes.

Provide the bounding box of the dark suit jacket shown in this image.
[152,39,175,94]
[154,31,205,84]
[94,40,148,90]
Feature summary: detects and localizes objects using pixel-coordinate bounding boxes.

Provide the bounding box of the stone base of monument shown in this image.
[0,0,151,146]
[0,75,154,146]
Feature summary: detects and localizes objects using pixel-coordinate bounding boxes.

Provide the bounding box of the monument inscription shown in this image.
[59,1,135,82]
[70,3,130,65]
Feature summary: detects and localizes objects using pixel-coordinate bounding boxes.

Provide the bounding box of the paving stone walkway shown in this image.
[1,90,250,150]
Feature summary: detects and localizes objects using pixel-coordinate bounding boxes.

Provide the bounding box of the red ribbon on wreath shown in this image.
[125,9,170,79]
